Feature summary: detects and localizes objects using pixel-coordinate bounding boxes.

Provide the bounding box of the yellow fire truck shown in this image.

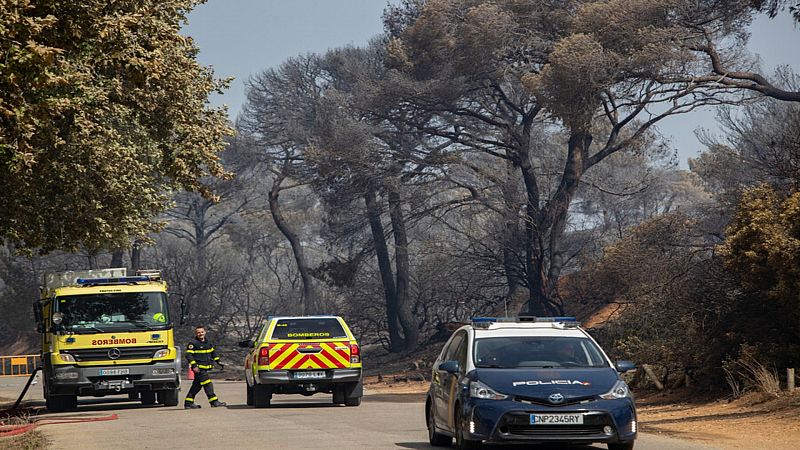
[33,268,181,412]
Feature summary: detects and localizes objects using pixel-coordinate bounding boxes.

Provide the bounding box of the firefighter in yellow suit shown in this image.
[184,325,226,408]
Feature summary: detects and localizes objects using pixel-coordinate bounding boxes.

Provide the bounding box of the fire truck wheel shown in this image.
[128,392,140,401]
[246,384,254,406]
[46,394,77,412]
[140,391,156,405]
[253,384,272,408]
[158,389,180,407]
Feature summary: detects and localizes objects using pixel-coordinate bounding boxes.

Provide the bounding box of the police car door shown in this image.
[435,330,466,428]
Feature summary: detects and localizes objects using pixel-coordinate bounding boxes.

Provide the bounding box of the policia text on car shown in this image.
[184,325,226,409]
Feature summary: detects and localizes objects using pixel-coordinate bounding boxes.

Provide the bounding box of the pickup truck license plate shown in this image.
[99,368,130,376]
[530,414,584,425]
[294,370,325,379]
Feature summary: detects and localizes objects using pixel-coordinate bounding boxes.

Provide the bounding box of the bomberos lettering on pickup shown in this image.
[286,332,330,338]
[91,338,137,345]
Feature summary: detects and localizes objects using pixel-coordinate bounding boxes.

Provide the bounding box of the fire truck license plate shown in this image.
[294,371,325,379]
[530,414,584,425]
[99,369,130,376]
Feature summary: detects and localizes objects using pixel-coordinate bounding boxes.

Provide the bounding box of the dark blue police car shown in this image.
[426,317,637,449]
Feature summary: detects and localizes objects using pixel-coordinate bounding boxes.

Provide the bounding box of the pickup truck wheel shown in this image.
[158,389,180,407]
[344,396,361,406]
[140,391,156,405]
[253,385,272,408]
[246,384,254,406]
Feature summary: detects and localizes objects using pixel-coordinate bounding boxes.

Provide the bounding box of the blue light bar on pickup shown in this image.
[76,276,150,285]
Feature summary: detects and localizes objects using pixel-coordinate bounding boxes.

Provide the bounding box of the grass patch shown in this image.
[0,430,48,449]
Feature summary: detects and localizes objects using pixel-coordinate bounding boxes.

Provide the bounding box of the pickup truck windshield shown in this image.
[474,336,609,369]
[270,318,347,340]
[55,292,169,333]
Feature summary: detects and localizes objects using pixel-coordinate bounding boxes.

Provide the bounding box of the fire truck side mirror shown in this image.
[32,302,43,330]
[179,298,187,326]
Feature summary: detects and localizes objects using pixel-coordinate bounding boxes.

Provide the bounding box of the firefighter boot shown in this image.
[210,400,227,407]
[184,401,201,409]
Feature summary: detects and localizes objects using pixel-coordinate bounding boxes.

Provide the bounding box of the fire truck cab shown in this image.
[34,268,181,412]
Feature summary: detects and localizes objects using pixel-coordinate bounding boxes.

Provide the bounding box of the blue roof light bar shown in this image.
[76,276,151,285]
[471,316,578,326]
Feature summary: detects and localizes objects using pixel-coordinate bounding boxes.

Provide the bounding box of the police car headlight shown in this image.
[153,349,169,358]
[470,380,508,400]
[600,380,630,399]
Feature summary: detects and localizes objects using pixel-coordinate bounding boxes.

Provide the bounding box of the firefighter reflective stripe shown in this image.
[200,379,212,385]
[209,396,218,402]
[185,397,194,402]
[186,348,215,354]
[213,356,220,361]
[269,342,350,370]
[197,364,213,369]
[189,360,197,365]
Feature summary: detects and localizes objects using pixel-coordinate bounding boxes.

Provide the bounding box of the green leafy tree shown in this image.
[0,0,232,252]
[721,186,800,323]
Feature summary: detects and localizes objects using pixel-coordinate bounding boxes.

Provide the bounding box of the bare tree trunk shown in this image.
[543,131,591,312]
[500,161,524,295]
[519,149,555,316]
[131,240,142,272]
[364,189,404,352]
[269,175,316,315]
[87,251,98,270]
[387,188,418,351]
[110,249,124,268]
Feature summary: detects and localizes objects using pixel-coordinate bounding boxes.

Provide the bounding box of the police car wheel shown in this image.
[427,402,452,446]
[455,409,481,450]
[608,442,634,450]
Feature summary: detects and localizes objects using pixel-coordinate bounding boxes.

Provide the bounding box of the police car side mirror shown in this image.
[238,339,254,348]
[439,360,460,374]
[615,360,636,373]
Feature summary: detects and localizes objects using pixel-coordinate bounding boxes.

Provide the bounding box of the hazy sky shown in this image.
[184,1,800,165]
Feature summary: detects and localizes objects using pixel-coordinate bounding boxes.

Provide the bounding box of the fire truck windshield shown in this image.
[55,292,169,332]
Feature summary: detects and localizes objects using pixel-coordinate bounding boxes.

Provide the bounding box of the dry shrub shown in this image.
[0,430,47,449]
[723,344,781,398]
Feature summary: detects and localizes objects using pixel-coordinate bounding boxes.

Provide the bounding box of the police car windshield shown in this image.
[474,336,608,369]
[270,318,347,340]
[56,292,169,333]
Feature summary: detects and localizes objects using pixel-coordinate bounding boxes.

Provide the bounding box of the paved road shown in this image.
[2,376,720,450]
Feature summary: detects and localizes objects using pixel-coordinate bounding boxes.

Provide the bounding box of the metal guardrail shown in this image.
[0,354,41,377]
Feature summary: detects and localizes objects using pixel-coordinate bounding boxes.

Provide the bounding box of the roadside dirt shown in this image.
[364,369,800,450]
[637,390,800,450]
